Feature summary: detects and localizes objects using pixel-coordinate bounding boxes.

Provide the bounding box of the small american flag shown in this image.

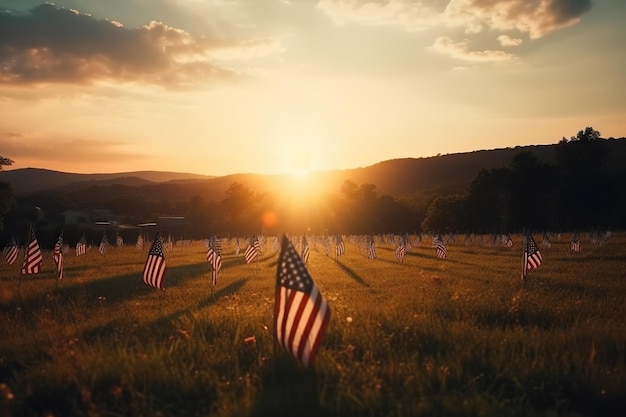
[395,245,405,263]
[335,234,345,257]
[274,234,330,367]
[2,236,19,266]
[570,233,580,253]
[522,233,542,280]
[136,234,144,251]
[435,239,446,259]
[99,232,108,255]
[244,236,261,264]
[301,235,310,264]
[76,234,87,256]
[367,235,376,259]
[21,226,43,274]
[142,233,167,290]
[207,247,222,287]
[53,231,64,280]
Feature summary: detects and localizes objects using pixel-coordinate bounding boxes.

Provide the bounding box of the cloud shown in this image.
[430,37,514,62]
[0,130,144,165]
[0,4,281,88]
[497,35,523,47]
[317,0,592,62]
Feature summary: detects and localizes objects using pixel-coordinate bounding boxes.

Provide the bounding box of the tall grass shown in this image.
[1,234,624,416]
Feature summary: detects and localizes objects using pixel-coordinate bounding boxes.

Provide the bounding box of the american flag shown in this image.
[301,235,310,264]
[116,235,124,247]
[2,236,19,266]
[21,226,43,274]
[76,234,87,256]
[570,233,580,253]
[274,234,330,367]
[53,231,64,280]
[395,245,405,263]
[99,232,108,255]
[142,233,167,290]
[244,236,261,264]
[522,233,542,280]
[136,234,144,251]
[435,239,447,259]
[234,238,241,255]
[335,234,345,257]
[367,235,376,259]
[206,247,222,287]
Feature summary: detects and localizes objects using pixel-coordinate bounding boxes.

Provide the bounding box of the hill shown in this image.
[0,168,214,194]
[3,139,626,203]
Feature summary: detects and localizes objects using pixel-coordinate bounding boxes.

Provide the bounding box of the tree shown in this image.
[570,126,600,143]
[0,155,15,230]
[0,156,13,171]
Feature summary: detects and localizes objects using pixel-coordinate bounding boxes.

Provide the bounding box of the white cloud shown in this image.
[497,35,523,47]
[430,36,515,62]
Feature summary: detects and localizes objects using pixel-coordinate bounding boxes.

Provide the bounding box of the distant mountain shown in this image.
[3,139,626,202]
[0,168,214,194]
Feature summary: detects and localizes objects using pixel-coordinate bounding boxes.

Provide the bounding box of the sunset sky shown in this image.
[1,0,625,177]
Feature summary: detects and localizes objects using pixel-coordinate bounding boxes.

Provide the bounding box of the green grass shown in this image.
[1,234,625,416]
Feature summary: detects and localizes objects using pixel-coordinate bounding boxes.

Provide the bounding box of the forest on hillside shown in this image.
[1,128,625,248]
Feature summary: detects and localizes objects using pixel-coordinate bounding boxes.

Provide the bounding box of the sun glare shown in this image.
[284,146,312,178]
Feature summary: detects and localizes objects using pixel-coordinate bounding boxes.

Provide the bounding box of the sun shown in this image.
[283,146,312,178]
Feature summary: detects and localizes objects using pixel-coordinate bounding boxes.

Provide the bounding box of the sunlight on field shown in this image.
[1,233,625,416]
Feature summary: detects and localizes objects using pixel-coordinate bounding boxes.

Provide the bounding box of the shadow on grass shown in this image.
[82,278,249,344]
[250,355,328,417]
[334,260,369,287]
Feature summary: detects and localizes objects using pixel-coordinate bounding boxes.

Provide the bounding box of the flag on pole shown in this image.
[234,237,241,255]
[395,245,405,263]
[522,233,542,280]
[206,247,222,287]
[435,238,447,259]
[21,226,43,274]
[367,235,376,259]
[334,234,345,257]
[274,234,330,367]
[136,234,144,251]
[2,236,19,266]
[570,233,581,253]
[99,232,108,255]
[244,236,260,264]
[142,233,167,290]
[53,231,64,280]
[76,234,87,256]
[301,235,310,264]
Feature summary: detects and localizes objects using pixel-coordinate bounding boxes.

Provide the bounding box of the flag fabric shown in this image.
[142,233,167,290]
[522,233,542,280]
[76,234,87,256]
[53,232,64,280]
[116,236,124,247]
[234,238,241,255]
[274,234,330,367]
[570,233,581,253]
[2,236,19,266]
[244,236,261,264]
[207,247,222,287]
[21,226,43,274]
[301,235,310,264]
[136,234,144,251]
[367,236,376,259]
[99,233,108,255]
[395,245,405,263]
[435,239,447,259]
[334,234,345,257]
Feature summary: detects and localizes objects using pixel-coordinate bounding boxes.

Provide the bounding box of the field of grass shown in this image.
[1,233,625,417]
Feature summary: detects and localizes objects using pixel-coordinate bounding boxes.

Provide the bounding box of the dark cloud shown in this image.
[0,3,262,87]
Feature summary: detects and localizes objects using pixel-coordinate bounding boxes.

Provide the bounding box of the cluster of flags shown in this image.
[2,224,615,369]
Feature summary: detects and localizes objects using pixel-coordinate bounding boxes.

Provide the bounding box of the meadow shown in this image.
[1,233,625,417]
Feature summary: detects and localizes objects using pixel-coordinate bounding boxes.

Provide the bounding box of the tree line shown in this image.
[1,127,624,248]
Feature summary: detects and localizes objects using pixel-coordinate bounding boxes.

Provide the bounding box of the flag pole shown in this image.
[16,222,31,312]
[521,232,527,283]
